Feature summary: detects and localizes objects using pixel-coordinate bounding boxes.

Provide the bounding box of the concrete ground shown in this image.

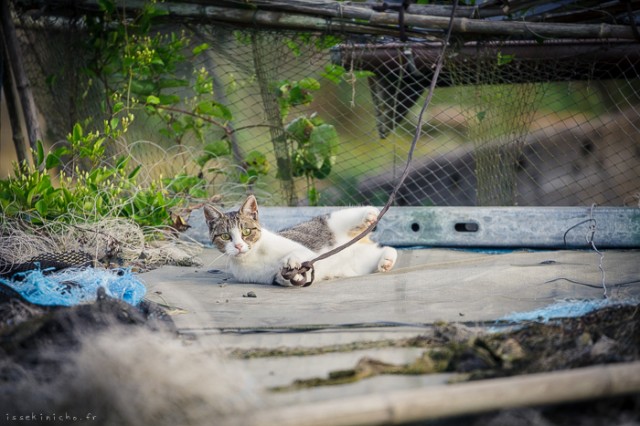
[141,246,640,408]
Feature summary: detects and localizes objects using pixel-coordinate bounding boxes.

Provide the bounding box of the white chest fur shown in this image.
[227,229,313,284]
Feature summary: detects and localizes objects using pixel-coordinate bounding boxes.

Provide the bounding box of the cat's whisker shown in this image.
[202,252,226,268]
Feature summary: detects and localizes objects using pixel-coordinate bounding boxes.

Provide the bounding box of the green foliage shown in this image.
[284,33,342,56]
[163,173,208,199]
[286,116,338,205]
[196,140,232,168]
[275,78,321,120]
[0,123,181,227]
[85,0,272,192]
[275,76,340,205]
[2,0,275,229]
[84,0,257,192]
[83,2,194,174]
[239,151,270,185]
[497,52,515,66]
[321,64,375,84]
[287,117,338,179]
[5,3,358,222]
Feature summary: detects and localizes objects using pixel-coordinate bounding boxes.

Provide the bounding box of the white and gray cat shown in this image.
[203,195,397,286]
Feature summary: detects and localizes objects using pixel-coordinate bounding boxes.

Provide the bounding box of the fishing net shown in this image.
[0,217,202,276]
[6,2,638,208]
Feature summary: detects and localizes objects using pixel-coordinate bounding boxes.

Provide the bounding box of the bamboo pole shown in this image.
[231,1,640,40]
[190,4,640,41]
[0,0,42,155]
[13,0,640,41]
[227,361,640,426]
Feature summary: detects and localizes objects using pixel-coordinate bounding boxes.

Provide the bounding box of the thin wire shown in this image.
[283,0,460,286]
[586,204,607,299]
[560,204,607,299]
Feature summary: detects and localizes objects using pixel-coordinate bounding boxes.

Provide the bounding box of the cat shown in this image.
[203,195,397,286]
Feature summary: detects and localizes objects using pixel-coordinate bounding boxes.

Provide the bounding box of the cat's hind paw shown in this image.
[377,247,397,273]
[362,207,380,229]
[350,207,380,234]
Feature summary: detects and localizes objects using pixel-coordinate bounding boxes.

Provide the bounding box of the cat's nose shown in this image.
[234,243,244,251]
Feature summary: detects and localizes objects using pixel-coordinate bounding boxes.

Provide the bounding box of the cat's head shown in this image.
[203,195,262,257]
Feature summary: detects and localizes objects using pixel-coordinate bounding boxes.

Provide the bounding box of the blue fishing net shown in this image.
[0,267,146,307]
[499,299,618,323]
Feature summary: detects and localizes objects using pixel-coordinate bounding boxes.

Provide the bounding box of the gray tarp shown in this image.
[143,248,638,331]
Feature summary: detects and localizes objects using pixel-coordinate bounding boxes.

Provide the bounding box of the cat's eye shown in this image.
[218,233,231,241]
[241,228,252,236]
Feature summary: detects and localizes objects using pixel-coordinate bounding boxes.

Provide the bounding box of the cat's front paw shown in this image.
[275,256,313,287]
[378,247,397,273]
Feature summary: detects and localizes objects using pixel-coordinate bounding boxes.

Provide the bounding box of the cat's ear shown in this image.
[203,204,224,224]
[240,195,259,221]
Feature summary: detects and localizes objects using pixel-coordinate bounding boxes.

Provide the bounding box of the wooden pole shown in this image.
[0,0,42,155]
[227,361,640,426]
[251,32,297,206]
[1,47,30,165]
[333,41,640,86]
[1,25,30,165]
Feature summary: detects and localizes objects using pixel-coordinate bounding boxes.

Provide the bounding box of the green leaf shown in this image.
[214,103,233,120]
[158,94,181,105]
[113,102,125,114]
[313,160,332,180]
[204,140,231,157]
[497,52,515,66]
[285,39,301,56]
[321,64,345,84]
[97,0,115,13]
[72,122,83,143]
[158,78,189,89]
[36,140,45,167]
[244,151,269,175]
[27,185,39,206]
[146,95,161,105]
[109,117,120,131]
[189,187,208,198]
[196,154,211,168]
[128,164,142,179]
[165,174,202,194]
[45,150,62,169]
[288,86,312,106]
[35,199,48,217]
[315,35,341,50]
[130,79,156,96]
[286,117,314,142]
[192,43,210,55]
[354,70,375,79]
[115,156,129,169]
[196,101,233,120]
[195,101,215,116]
[298,77,321,91]
[308,185,319,206]
[309,124,339,159]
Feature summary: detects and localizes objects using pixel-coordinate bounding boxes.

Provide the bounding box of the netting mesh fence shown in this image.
[8,6,640,208]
